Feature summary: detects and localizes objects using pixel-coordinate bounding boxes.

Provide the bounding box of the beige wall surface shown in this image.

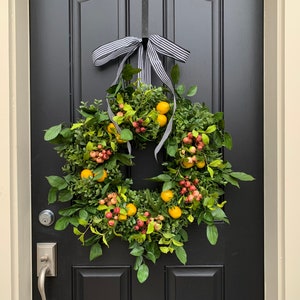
[0,0,31,299]
[1,0,300,299]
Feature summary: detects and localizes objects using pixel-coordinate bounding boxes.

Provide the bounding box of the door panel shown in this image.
[30,0,263,299]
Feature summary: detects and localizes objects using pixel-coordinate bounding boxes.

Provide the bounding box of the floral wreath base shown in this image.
[44,65,254,283]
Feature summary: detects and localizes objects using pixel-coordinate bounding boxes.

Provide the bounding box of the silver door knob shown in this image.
[39,209,55,226]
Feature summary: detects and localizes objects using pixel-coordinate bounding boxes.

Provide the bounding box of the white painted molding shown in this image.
[3,0,300,299]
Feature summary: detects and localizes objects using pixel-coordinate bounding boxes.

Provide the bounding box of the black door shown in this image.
[30,0,263,299]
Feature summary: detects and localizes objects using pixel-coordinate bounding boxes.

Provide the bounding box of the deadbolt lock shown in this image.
[39,209,55,226]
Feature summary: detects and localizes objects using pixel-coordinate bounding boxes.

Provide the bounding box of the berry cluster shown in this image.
[98,192,118,206]
[90,144,112,164]
[182,132,205,151]
[115,103,125,117]
[133,212,164,233]
[132,119,147,134]
[105,206,122,227]
[179,178,203,203]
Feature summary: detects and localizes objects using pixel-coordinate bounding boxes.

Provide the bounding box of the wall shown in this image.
[1,0,300,299]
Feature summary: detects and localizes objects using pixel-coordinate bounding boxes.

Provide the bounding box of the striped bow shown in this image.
[92,34,190,159]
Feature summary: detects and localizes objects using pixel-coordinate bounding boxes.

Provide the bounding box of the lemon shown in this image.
[182,160,194,169]
[96,169,107,182]
[80,169,93,179]
[107,123,116,134]
[118,214,128,221]
[156,101,170,114]
[116,133,127,144]
[157,114,167,127]
[126,203,137,216]
[161,190,174,202]
[196,161,206,168]
[168,206,182,219]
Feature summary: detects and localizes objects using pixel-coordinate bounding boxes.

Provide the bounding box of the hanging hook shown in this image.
[142,0,149,39]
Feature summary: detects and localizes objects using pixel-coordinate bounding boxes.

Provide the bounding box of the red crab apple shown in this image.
[108,220,115,226]
[137,219,144,228]
[105,212,113,219]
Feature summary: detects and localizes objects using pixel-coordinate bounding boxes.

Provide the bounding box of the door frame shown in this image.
[1,0,299,299]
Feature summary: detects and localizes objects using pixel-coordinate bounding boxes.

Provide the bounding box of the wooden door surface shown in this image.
[30,0,263,299]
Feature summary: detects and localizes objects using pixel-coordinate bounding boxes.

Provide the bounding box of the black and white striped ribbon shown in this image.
[92,34,190,159]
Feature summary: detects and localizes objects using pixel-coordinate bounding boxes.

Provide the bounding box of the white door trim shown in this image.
[2,0,299,299]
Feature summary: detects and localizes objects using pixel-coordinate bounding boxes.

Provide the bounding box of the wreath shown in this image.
[44,65,254,283]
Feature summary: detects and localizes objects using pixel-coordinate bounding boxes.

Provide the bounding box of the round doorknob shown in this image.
[39,209,55,226]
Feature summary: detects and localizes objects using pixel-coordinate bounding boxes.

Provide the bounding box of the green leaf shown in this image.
[70,123,83,130]
[89,243,102,261]
[171,64,180,85]
[78,218,88,226]
[54,217,70,231]
[166,139,178,157]
[205,125,217,134]
[230,172,255,181]
[206,224,218,245]
[134,256,143,271]
[120,129,133,141]
[58,189,73,202]
[207,166,214,178]
[162,181,173,191]
[163,232,175,239]
[79,209,89,220]
[137,264,149,283]
[202,133,210,145]
[58,207,80,216]
[73,227,82,236]
[46,176,67,190]
[211,207,227,220]
[69,217,79,227]
[48,187,57,204]
[150,174,172,182]
[130,246,144,257]
[209,159,223,168]
[159,246,169,254]
[187,215,194,223]
[223,173,240,188]
[122,64,141,81]
[145,251,157,264]
[86,141,95,151]
[186,85,198,97]
[176,84,185,96]
[146,222,155,234]
[115,153,134,166]
[223,132,232,150]
[179,229,189,242]
[44,124,62,141]
[175,247,187,264]
[172,239,184,247]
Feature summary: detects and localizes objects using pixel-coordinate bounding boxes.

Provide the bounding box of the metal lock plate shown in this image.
[37,242,57,277]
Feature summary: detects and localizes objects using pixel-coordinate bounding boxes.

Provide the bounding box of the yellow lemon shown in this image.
[107,122,116,134]
[157,114,167,127]
[160,190,174,202]
[118,214,128,221]
[96,169,107,182]
[168,206,182,219]
[80,169,93,179]
[126,203,137,216]
[116,133,126,144]
[156,101,170,114]
[196,161,206,168]
[182,160,194,169]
